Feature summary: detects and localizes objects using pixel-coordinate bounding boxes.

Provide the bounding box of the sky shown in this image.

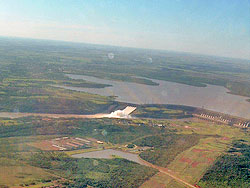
[0,0,249,59]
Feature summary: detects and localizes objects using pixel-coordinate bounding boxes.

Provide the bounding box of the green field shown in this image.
[140,120,249,188]
[133,104,195,119]
[0,115,249,187]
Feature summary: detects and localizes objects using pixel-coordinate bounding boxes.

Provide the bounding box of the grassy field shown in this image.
[0,115,249,187]
[139,119,249,188]
[140,172,186,188]
[133,104,194,119]
[0,161,55,187]
[166,137,228,184]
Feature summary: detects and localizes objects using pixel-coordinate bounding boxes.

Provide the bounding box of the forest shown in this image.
[198,140,250,187]
[134,133,202,167]
[29,152,157,188]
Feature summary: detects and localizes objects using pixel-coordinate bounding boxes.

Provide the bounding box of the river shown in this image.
[54,74,250,119]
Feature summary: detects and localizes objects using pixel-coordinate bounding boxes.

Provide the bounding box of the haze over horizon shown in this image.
[0,0,249,59]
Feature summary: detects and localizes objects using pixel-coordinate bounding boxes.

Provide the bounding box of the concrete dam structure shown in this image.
[106,106,137,118]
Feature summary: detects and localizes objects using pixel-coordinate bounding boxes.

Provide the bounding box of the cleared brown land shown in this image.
[0,112,109,119]
[29,137,92,151]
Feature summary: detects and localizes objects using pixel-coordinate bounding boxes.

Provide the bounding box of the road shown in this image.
[139,158,197,188]
[0,112,109,119]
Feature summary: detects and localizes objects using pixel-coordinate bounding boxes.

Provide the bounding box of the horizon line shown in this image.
[1,35,250,62]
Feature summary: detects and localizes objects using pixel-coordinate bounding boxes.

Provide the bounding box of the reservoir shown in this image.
[56,74,250,119]
[71,149,144,165]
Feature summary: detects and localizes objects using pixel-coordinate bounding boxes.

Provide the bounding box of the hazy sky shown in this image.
[0,0,249,59]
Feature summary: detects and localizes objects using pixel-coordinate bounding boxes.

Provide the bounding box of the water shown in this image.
[72,149,144,165]
[55,74,250,119]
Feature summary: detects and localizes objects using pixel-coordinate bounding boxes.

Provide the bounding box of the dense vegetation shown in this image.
[0,74,117,114]
[134,133,202,167]
[198,140,250,188]
[29,152,157,188]
[134,104,195,119]
[0,117,174,144]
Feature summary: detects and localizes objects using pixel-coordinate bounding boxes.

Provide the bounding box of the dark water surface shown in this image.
[55,74,250,119]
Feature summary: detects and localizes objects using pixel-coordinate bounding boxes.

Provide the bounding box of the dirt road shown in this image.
[140,158,196,188]
[0,112,109,119]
